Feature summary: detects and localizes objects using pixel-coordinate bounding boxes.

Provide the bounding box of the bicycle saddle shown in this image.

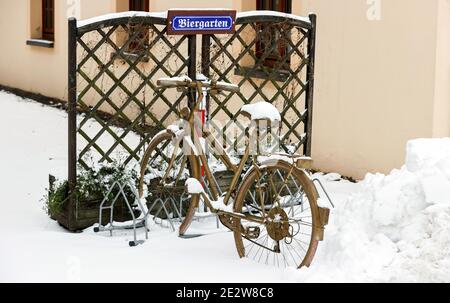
[241,101,281,122]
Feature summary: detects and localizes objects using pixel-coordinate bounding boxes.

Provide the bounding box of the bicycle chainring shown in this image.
[266,207,290,241]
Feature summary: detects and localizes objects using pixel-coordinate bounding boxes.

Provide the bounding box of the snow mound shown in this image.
[304,138,450,282]
[406,138,450,173]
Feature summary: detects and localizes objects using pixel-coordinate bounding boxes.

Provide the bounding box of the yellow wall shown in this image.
[433,0,450,137]
[79,0,114,19]
[300,0,444,178]
[151,0,235,11]
[0,0,68,100]
[0,0,448,179]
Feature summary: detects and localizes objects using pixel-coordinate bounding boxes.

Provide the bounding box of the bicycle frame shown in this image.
[170,82,264,224]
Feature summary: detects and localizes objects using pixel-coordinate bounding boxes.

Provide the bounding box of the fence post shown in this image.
[201,35,211,120]
[304,13,317,157]
[68,17,78,228]
[188,35,197,109]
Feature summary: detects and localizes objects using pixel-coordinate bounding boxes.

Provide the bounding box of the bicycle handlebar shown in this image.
[157,76,239,93]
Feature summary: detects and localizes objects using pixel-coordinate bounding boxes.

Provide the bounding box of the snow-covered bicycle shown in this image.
[138,76,330,268]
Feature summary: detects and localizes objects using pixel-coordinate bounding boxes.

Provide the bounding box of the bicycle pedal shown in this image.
[274,243,281,253]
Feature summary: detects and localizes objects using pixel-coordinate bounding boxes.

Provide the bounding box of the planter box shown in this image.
[52,197,141,232]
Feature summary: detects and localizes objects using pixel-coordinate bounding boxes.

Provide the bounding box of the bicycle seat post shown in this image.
[187,81,205,124]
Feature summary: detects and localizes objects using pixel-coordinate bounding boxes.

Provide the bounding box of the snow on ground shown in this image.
[1,90,449,282]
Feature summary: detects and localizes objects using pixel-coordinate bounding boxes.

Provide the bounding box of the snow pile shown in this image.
[303,138,450,282]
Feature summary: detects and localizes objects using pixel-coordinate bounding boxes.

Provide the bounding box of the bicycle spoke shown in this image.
[283,240,300,267]
[257,235,269,263]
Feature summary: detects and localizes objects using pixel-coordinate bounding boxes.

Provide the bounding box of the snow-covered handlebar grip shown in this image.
[213,81,239,93]
[157,76,192,88]
[157,76,239,93]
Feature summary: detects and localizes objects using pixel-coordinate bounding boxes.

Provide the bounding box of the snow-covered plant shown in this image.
[44,180,70,217]
[44,160,140,218]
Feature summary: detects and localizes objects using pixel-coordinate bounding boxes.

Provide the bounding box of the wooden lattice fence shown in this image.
[65,11,316,230]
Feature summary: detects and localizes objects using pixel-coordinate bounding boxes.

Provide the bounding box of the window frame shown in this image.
[42,0,55,41]
[127,0,150,54]
[129,0,150,12]
[256,0,292,13]
[255,0,292,69]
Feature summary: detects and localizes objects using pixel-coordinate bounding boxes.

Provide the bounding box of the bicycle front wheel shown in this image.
[139,130,201,235]
[233,160,320,268]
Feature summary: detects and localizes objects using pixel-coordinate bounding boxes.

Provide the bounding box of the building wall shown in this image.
[150,0,236,11]
[433,0,450,136]
[0,0,448,179]
[0,1,116,101]
[78,0,112,19]
[0,0,69,100]
[300,0,443,178]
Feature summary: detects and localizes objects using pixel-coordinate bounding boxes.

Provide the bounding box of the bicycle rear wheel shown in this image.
[139,130,201,235]
[233,160,320,268]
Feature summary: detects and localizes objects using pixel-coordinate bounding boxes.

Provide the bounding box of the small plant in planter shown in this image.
[44,160,142,231]
[45,178,70,218]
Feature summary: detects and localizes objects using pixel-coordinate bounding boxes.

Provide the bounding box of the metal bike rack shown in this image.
[147,196,182,232]
[94,181,149,247]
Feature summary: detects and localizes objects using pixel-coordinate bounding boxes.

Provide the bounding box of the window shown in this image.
[42,0,55,41]
[128,0,150,52]
[27,0,55,48]
[129,0,149,11]
[257,0,291,13]
[256,0,292,68]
